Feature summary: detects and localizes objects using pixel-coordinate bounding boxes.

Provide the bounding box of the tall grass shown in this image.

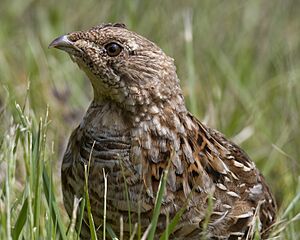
[0,0,299,239]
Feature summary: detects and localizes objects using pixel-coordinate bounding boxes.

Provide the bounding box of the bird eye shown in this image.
[105,42,122,57]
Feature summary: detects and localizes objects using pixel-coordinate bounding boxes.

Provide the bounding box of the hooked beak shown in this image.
[48,35,82,55]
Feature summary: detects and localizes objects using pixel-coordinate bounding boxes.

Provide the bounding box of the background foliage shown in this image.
[0,0,299,239]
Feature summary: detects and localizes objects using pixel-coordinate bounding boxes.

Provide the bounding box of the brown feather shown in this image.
[50,23,277,239]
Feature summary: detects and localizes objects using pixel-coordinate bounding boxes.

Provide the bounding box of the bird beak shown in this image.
[48,35,82,54]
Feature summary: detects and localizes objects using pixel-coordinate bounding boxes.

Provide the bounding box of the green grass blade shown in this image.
[282,190,300,219]
[12,198,28,240]
[76,197,86,240]
[42,167,67,240]
[106,225,118,240]
[147,169,168,240]
[84,164,98,240]
[159,204,186,240]
[33,121,42,238]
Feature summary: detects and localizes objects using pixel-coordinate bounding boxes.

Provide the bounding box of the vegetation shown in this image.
[0,0,299,239]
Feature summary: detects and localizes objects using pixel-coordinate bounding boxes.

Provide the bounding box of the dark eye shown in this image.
[104,42,122,57]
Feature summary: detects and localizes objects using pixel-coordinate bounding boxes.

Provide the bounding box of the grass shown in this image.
[0,0,300,239]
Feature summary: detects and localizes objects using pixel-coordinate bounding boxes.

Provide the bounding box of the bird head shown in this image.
[49,23,184,112]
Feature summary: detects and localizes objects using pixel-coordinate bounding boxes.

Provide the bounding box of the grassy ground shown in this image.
[0,0,299,239]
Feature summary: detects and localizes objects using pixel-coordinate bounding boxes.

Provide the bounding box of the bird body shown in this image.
[50,23,276,239]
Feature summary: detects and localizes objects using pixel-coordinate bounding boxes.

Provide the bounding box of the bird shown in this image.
[49,23,276,239]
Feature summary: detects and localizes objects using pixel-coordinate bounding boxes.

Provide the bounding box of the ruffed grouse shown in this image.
[49,23,276,239]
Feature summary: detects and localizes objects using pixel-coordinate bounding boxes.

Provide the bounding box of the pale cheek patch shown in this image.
[127,39,139,51]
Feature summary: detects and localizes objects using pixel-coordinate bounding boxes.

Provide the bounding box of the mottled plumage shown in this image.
[49,23,276,239]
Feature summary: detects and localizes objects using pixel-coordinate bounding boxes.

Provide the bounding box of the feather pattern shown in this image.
[50,23,277,239]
